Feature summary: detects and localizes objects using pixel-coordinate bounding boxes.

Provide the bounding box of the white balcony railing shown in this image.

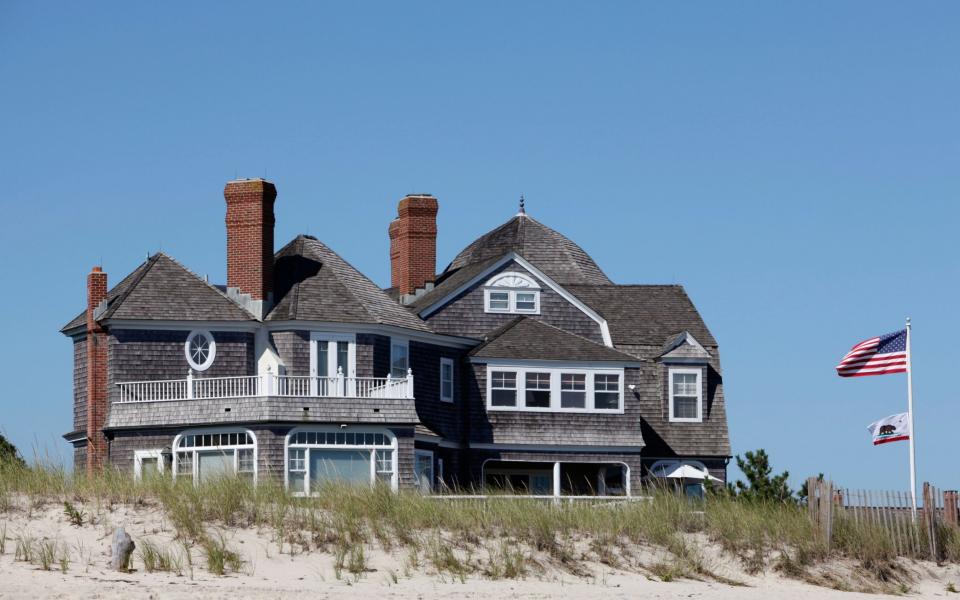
[115,368,414,403]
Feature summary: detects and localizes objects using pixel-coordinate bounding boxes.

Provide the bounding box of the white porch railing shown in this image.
[115,368,414,403]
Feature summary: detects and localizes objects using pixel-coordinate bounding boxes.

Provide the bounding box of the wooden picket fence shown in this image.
[807,477,959,560]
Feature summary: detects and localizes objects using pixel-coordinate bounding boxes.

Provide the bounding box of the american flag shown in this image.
[836,329,909,377]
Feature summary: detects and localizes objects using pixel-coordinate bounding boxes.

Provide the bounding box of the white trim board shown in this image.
[472,357,642,368]
[417,252,614,347]
[100,320,480,348]
[469,442,644,452]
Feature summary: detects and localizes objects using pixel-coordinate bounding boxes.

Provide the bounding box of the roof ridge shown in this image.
[299,237,382,325]
[98,254,161,320]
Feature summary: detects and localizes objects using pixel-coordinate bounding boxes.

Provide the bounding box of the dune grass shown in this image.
[0,459,955,584]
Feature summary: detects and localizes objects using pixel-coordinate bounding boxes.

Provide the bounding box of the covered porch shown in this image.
[482,459,631,497]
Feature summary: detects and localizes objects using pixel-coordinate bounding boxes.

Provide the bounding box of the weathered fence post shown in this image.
[944,490,959,528]
[922,482,938,560]
[807,477,833,548]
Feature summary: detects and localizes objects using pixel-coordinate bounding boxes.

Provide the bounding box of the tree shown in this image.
[0,433,25,468]
[732,449,793,503]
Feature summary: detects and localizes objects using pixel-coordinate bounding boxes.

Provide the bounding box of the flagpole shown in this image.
[906,317,917,518]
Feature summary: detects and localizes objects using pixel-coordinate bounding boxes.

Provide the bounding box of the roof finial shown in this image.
[518,194,526,216]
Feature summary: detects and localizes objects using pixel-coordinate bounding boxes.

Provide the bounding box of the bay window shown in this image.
[486,366,624,412]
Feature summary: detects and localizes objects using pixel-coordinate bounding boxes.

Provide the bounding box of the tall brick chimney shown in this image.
[224,179,276,318]
[389,194,438,297]
[85,266,108,474]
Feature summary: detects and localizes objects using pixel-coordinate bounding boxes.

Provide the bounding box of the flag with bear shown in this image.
[867,412,910,445]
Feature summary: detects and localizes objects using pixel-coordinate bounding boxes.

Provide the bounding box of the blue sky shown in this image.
[1,2,956,490]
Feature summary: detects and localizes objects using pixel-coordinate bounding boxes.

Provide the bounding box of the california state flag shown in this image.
[867,413,910,446]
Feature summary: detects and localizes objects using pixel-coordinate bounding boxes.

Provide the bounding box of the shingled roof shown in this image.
[443,214,612,286]
[469,317,640,362]
[61,253,255,332]
[267,235,432,332]
[406,255,504,313]
[565,285,717,348]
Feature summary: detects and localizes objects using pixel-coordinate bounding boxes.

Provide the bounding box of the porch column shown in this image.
[552,462,561,498]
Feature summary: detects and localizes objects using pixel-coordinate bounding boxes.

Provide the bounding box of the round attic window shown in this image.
[185,330,216,371]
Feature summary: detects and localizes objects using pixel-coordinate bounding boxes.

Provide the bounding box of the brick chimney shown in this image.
[224,179,276,318]
[389,194,438,297]
[86,266,108,474]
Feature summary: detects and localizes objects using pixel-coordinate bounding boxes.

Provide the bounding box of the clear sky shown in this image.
[1,2,957,491]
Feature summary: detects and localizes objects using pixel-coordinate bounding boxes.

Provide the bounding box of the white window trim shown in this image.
[185,329,216,372]
[414,449,435,493]
[133,449,164,481]
[485,366,624,413]
[390,337,410,378]
[483,271,541,315]
[171,427,258,485]
[668,367,703,423]
[284,426,399,496]
[309,332,357,377]
[440,357,455,403]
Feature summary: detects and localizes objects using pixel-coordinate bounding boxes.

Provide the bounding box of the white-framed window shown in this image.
[414,449,434,493]
[185,330,216,371]
[284,426,398,495]
[390,339,409,378]
[440,357,455,403]
[490,371,518,407]
[669,368,703,422]
[483,271,541,314]
[172,428,257,484]
[486,366,624,413]
[309,333,356,395]
[134,449,164,481]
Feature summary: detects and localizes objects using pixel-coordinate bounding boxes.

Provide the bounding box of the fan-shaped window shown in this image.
[185,330,216,371]
[483,272,541,314]
[173,428,257,484]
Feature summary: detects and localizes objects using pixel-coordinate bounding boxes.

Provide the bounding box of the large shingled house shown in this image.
[62,179,730,496]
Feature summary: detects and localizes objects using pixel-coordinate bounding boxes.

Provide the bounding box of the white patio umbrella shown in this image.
[663,463,722,482]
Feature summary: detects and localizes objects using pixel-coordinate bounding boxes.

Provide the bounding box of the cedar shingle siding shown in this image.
[72,336,87,433]
[63,198,730,490]
[423,261,604,343]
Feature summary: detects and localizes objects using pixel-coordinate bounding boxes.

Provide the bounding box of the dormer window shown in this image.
[669,368,703,422]
[483,271,541,314]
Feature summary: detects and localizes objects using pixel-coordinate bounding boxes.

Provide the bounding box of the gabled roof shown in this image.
[469,317,639,363]
[407,255,504,312]
[267,235,432,332]
[442,213,612,286]
[565,285,717,347]
[61,253,254,332]
[659,331,712,360]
